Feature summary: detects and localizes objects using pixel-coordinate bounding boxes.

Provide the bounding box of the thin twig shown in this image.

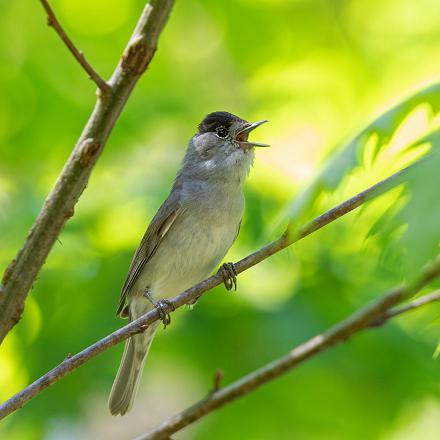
[0,164,430,419]
[40,0,110,95]
[381,289,440,321]
[212,369,224,393]
[137,285,440,440]
[0,0,175,343]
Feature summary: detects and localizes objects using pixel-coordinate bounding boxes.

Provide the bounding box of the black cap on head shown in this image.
[198,111,247,134]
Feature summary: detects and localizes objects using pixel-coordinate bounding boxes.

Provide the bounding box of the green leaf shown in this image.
[434,342,440,359]
[397,147,440,275]
[285,82,440,228]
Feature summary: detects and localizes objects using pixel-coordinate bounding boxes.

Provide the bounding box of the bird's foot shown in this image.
[155,299,175,329]
[143,290,175,328]
[218,262,237,291]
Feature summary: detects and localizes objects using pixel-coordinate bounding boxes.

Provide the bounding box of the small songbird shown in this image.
[108,111,269,415]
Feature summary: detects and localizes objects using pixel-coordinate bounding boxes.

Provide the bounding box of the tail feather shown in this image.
[108,325,157,415]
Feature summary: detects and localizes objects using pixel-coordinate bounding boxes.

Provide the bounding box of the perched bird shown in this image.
[108,111,269,415]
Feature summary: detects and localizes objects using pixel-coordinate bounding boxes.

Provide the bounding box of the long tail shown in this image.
[108,323,158,415]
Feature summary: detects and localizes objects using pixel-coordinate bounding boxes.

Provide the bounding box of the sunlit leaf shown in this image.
[434,343,440,359]
[285,82,440,229]
[397,148,440,275]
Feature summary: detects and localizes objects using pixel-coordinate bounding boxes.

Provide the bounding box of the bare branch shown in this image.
[40,0,110,94]
[137,286,440,440]
[0,0,175,343]
[0,163,431,419]
[380,289,440,321]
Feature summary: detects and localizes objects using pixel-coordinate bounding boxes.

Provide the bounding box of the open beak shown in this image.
[235,119,270,149]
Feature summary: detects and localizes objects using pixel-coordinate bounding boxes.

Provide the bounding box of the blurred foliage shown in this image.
[285,83,440,224]
[1,0,440,439]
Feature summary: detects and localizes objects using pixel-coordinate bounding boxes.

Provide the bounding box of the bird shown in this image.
[108,111,269,415]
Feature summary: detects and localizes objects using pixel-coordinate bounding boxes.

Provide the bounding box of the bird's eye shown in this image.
[216,127,228,138]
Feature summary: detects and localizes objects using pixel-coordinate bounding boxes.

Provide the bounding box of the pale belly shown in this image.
[134,207,241,301]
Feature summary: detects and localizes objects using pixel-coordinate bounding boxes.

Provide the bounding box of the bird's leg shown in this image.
[143,290,175,329]
[155,299,175,329]
[218,262,237,291]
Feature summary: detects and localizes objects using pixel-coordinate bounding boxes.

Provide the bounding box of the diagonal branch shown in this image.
[0,0,175,344]
[40,0,110,94]
[137,286,440,440]
[0,161,429,419]
[379,289,440,322]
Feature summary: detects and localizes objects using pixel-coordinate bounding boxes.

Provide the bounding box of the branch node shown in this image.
[212,369,224,393]
[79,138,101,167]
[121,36,156,76]
[369,315,388,327]
[1,259,17,285]
[65,207,75,220]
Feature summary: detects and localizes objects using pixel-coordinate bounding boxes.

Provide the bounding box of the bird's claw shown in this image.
[219,262,237,291]
[155,299,175,329]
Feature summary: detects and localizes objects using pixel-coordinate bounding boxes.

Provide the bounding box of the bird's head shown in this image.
[184,111,269,182]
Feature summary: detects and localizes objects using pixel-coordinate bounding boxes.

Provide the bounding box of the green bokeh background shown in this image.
[1,1,439,439]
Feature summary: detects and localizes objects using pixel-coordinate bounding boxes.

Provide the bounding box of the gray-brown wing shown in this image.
[116,191,182,317]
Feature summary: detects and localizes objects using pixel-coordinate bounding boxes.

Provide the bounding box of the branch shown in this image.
[40,0,110,94]
[0,0,175,343]
[0,162,428,419]
[138,286,440,440]
[379,289,440,322]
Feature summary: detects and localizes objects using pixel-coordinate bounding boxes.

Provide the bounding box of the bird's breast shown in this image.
[144,187,244,299]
